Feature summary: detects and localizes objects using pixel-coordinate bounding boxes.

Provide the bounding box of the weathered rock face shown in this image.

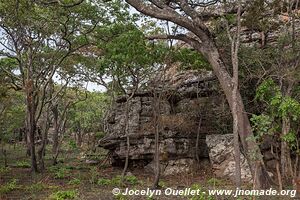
[99,66,231,173]
[206,134,252,182]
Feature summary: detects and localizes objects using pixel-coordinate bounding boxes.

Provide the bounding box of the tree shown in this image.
[0,0,102,172]
[228,0,242,187]
[124,0,271,188]
[68,91,109,148]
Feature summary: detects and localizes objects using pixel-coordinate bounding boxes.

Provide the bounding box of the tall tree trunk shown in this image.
[153,91,161,189]
[76,123,82,147]
[26,79,38,172]
[52,104,59,157]
[38,109,50,171]
[195,117,202,164]
[281,117,293,182]
[121,93,135,182]
[231,0,242,187]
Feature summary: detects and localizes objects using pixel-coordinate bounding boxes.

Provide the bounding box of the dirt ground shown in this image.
[0,143,296,200]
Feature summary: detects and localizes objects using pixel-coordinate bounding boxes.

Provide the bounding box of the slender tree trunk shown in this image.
[121,93,135,182]
[52,104,59,156]
[121,106,130,181]
[2,148,7,167]
[281,117,293,182]
[195,117,202,164]
[76,126,82,147]
[231,0,242,187]
[153,92,161,188]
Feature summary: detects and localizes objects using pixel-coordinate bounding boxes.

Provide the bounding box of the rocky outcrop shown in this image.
[206,134,252,182]
[99,66,231,174]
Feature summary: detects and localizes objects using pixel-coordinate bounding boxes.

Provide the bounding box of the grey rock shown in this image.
[206,134,252,182]
[98,67,220,173]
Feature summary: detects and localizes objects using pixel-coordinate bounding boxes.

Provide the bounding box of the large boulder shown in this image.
[206,134,252,182]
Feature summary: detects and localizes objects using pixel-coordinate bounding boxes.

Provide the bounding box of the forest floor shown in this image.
[0,143,295,200]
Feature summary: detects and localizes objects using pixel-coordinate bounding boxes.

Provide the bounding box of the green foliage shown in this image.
[255,79,300,120]
[255,79,281,104]
[281,131,297,150]
[250,114,276,139]
[253,79,300,150]
[89,167,99,184]
[278,97,300,120]
[15,161,31,168]
[0,90,25,143]
[95,131,106,139]
[54,168,69,179]
[0,179,18,194]
[49,190,78,200]
[114,193,128,200]
[68,92,110,136]
[97,175,138,186]
[97,178,112,186]
[242,0,277,32]
[125,175,138,185]
[0,167,11,174]
[68,178,81,185]
[158,180,167,188]
[26,182,46,192]
[68,140,77,150]
[97,176,121,186]
[206,178,224,187]
[171,48,211,70]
